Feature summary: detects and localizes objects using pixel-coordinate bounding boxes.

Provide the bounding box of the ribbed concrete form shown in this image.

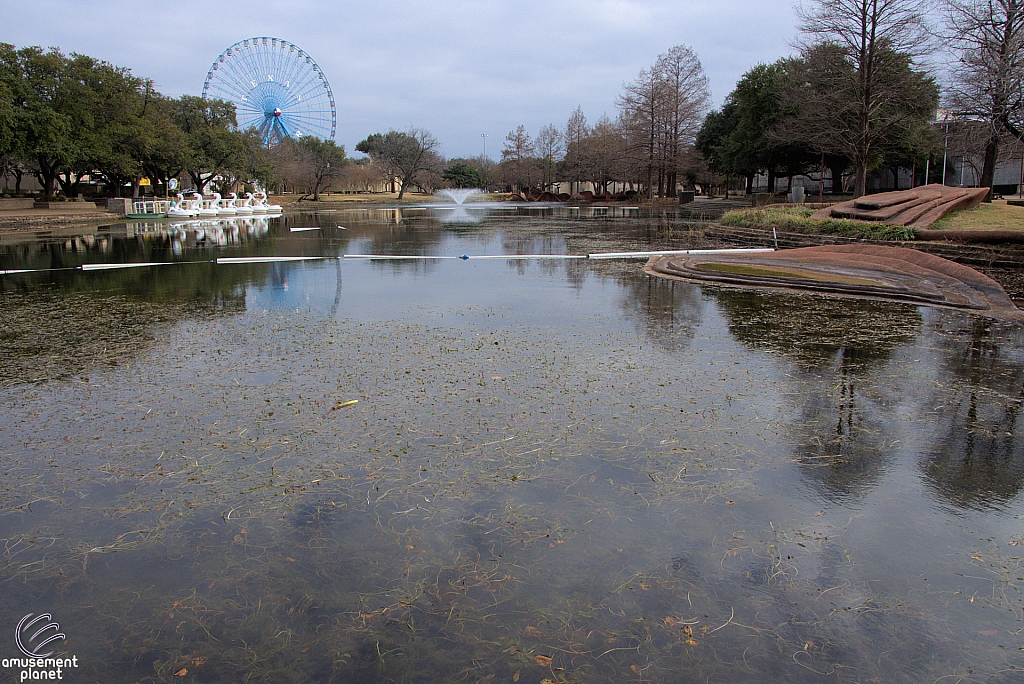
[646,244,1024,322]
[811,184,989,228]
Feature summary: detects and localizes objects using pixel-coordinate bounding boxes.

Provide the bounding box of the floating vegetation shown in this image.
[0,213,1022,683]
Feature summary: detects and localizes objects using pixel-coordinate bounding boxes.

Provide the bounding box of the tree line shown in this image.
[456,0,1024,199]
[0,44,284,200]
[4,0,1023,201]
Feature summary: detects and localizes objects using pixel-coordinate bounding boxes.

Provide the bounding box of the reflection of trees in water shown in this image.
[0,288,243,385]
[920,317,1024,511]
[789,349,893,503]
[618,275,703,353]
[714,289,922,504]
[713,289,921,372]
[0,256,264,385]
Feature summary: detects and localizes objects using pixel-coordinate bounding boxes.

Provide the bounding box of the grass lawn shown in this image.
[929,200,1024,231]
[722,199,1024,239]
[720,205,916,240]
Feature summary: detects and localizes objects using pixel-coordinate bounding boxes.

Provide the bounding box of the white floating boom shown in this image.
[587,248,775,260]
[216,256,338,264]
[80,262,182,271]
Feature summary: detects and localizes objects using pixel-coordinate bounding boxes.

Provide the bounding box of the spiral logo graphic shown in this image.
[15,614,65,657]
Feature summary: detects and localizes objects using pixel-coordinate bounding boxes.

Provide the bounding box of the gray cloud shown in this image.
[5,0,799,158]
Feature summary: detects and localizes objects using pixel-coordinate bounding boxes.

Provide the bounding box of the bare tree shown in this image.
[944,0,1024,195]
[619,45,710,197]
[793,0,936,196]
[355,128,442,199]
[535,123,563,191]
[563,107,590,195]
[338,160,387,193]
[500,125,536,192]
[619,66,663,197]
[654,45,711,195]
[583,115,627,196]
[294,137,346,200]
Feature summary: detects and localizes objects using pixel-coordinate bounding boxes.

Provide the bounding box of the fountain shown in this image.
[436,188,483,205]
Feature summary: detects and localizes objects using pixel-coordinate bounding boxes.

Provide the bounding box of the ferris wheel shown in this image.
[202,37,336,145]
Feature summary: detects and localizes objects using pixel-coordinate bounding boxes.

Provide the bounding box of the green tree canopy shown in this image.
[442,162,482,189]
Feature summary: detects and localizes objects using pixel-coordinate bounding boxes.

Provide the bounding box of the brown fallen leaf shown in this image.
[173,667,188,676]
[524,625,543,637]
[630,664,642,675]
[512,669,520,682]
[663,616,678,626]
[190,656,205,667]
[682,625,693,638]
[534,654,552,666]
[684,638,699,646]
[726,500,735,505]
[638,582,651,590]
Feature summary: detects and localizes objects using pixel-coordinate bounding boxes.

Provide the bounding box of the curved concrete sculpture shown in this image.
[646,244,1024,322]
[811,184,989,228]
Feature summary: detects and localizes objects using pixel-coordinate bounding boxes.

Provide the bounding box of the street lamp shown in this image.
[938,109,952,186]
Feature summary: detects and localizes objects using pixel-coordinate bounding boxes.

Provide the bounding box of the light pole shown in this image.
[940,110,951,186]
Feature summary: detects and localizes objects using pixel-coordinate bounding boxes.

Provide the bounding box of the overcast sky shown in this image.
[6,0,800,159]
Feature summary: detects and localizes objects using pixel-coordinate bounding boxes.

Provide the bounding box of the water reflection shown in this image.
[713,289,923,504]
[620,275,703,352]
[713,289,922,372]
[2,209,1024,682]
[430,205,493,224]
[920,315,1024,510]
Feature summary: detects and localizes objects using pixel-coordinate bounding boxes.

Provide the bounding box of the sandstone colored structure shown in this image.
[646,244,1024,322]
[811,183,989,228]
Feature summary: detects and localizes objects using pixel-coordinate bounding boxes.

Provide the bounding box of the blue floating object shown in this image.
[460,254,469,260]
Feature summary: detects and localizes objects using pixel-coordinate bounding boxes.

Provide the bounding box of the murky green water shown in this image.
[1,206,1022,683]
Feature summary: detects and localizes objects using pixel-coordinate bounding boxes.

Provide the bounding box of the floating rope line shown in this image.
[343,254,587,261]
[81,261,190,271]
[588,248,775,260]
[343,254,460,260]
[1,249,776,276]
[0,268,68,275]
[289,226,320,232]
[216,256,340,264]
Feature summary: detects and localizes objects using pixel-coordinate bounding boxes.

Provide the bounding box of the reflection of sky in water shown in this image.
[1,211,1023,682]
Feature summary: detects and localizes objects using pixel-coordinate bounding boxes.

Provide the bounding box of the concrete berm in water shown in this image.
[646,244,1024,322]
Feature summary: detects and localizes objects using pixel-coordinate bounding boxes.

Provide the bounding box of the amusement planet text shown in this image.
[3,657,79,681]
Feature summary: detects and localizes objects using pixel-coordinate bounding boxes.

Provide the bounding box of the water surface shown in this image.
[1,207,1022,683]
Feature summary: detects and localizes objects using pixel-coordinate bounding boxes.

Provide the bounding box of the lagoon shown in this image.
[0,207,1022,682]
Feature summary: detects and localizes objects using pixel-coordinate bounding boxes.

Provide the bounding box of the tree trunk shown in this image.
[745,173,754,195]
[827,163,845,194]
[397,176,408,200]
[766,168,776,195]
[854,159,868,198]
[980,133,999,202]
[36,163,57,201]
